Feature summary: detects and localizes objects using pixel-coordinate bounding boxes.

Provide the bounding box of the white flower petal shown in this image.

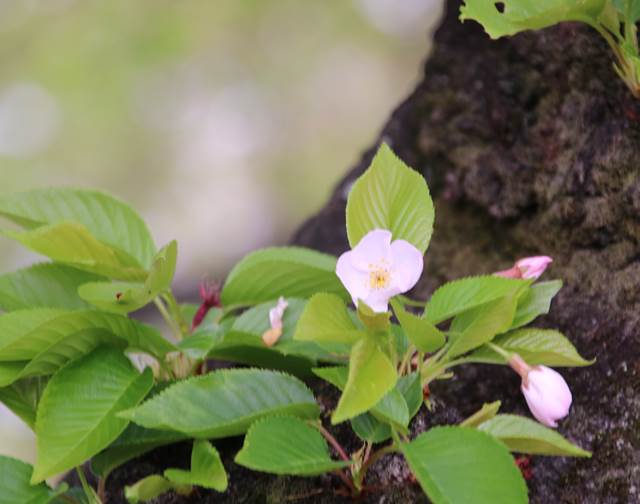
[363,284,402,313]
[350,229,392,270]
[336,250,370,306]
[390,239,423,292]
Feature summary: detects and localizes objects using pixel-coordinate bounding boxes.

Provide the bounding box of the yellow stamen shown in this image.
[369,266,391,290]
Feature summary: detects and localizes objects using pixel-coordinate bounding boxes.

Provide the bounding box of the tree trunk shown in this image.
[294,1,640,502]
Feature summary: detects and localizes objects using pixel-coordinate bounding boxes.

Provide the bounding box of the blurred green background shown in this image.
[0,0,441,462]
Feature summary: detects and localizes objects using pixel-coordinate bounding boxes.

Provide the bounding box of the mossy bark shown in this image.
[105,1,639,502]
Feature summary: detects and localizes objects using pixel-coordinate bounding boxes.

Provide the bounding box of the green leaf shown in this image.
[401,426,528,504]
[397,372,422,419]
[92,424,186,478]
[294,293,362,344]
[313,365,407,429]
[0,377,48,429]
[331,337,398,424]
[0,309,67,360]
[0,310,174,386]
[235,416,349,476]
[511,280,562,329]
[164,440,228,491]
[0,188,156,268]
[32,347,154,483]
[2,223,148,281]
[391,299,444,352]
[0,455,66,504]
[613,0,640,21]
[351,413,392,443]
[469,328,593,367]
[221,247,347,306]
[425,276,528,324]
[478,414,591,457]
[356,300,391,332]
[460,0,607,39]
[229,298,349,365]
[78,241,177,314]
[460,401,502,427]
[346,143,434,253]
[119,369,320,438]
[0,264,103,311]
[447,296,517,358]
[124,475,189,504]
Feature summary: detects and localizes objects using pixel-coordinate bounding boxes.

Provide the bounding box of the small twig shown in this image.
[354,444,396,489]
[97,476,106,502]
[314,422,350,462]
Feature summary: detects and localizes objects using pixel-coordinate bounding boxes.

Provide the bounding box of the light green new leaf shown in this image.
[401,426,528,504]
[356,300,391,332]
[346,143,434,253]
[479,414,591,457]
[0,264,103,311]
[0,455,66,504]
[124,475,189,504]
[0,188,156,268]
[0,377,48,429]
[511,280,562,329]
[469,328,593,367]
[78,240,177,314]
[119,369,319,438]
[313,365,407,430]
[331,337,398,424]
[235,416,349,476]
[460,0,608,39]
[2,223,148,281]
[0,310,174,386]
[221,247,348,306]
[447,296,517,358]
[424,275,527,324]
[0,308,67,360]
[165,440,228,491]
[32,347,154,483]
[460,401,502,427]
[391,299,445,352]
[294,293,362,344]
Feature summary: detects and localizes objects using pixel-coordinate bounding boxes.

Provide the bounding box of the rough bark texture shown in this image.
[105,1,639,502]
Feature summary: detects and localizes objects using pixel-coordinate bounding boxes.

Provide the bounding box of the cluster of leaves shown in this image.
[460,0,640,98]
[0,144,591,504]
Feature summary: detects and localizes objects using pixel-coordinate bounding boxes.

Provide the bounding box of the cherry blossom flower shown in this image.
[495,256,552,280]
[336,229,423,313]
[262,296,288,347]
[509,354,572,428]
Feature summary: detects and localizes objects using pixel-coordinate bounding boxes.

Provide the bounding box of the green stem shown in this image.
[486,342,512,361]
[153,297,181,340]
[353,444,397,489]
[76,466,100,504]
[398,345,416,375]
[162,290,189,337]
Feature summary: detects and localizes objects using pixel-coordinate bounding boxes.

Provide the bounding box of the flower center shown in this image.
[368,265,391,290]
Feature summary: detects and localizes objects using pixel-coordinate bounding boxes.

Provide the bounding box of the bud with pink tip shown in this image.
[521,365,572,427]
[495,256,552,280]
[263,297,288,347]
[507,353,572,428]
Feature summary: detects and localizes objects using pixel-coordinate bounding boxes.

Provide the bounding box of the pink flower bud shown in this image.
[520,365,572,428]
[495,256,552,280]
